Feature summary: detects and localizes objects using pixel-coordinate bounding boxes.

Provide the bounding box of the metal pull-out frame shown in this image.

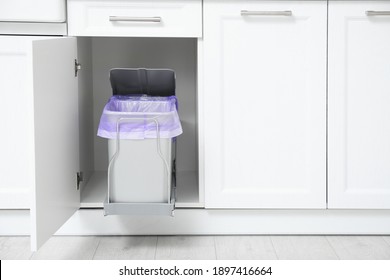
[103,117,176,216]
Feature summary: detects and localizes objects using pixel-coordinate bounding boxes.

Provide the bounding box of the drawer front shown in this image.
[68,0,202,37]
[0,0,65,22]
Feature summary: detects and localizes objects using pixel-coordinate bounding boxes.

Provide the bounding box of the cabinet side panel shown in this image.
[77,37,94,190]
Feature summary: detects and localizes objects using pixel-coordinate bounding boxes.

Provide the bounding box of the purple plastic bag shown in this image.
[97,95,183,139]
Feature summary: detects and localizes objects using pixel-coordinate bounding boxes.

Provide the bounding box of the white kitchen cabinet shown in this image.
[202,0,327,208]
[0,35,200,250]
[328,1,390,209]
[1,1,200,252]
[2,0,390,252]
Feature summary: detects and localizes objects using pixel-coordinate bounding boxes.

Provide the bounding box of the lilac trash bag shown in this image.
[97,95,183,140]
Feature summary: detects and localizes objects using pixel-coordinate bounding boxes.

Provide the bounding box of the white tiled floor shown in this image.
[0,237,33,260]
[156,236,216,260]
[30,236,100,260]
[271,236,339,260]
[215,236,277,260]
[1,236,390,260]
[326,236,390,260]
[93,236,157,260]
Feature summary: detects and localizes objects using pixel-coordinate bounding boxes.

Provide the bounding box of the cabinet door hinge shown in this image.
[75,59,81,77]
[76,172,83,190]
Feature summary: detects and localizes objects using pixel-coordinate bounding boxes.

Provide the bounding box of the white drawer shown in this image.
[67,0,202,37]
[0,0,65,22]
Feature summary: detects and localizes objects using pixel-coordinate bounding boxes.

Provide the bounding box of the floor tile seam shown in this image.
[324,236,341,260]
[154,236,158,260]
[268,236,280,260]
[91,236,102,260]
[213,236,218,260]
[381,236,390,247]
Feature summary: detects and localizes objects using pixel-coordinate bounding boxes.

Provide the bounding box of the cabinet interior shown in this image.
[77,37,200,208]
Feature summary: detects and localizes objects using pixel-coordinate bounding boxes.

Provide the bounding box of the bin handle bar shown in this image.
[107,117,170,204]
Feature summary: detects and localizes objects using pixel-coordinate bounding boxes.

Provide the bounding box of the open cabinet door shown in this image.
[31,37,80,251]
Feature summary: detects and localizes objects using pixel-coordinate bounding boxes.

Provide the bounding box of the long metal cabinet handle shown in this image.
[109,16,162,22]
[366,11,390,16]
[241,10,292,16]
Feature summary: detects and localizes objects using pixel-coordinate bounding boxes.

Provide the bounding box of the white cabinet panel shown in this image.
[328,1,390,209]
[0,37,35,209]
[0,0,66,23]
[203,0,327,208]
[30,37,80,251]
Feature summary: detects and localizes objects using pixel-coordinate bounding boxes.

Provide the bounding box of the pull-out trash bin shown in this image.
[97,68,182,216]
